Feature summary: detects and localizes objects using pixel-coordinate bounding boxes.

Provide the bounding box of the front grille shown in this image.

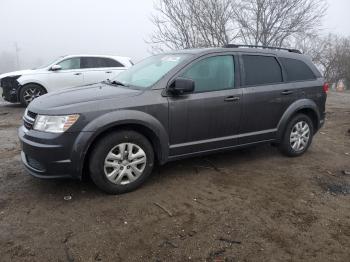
[23,110,37,130]
[1,77,16,88]
[27,111,37,119]
[24,120,33,130]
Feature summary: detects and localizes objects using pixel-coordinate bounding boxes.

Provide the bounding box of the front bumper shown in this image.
[1,86,20,103]
[1,77,20,103]
[18,126,82,179]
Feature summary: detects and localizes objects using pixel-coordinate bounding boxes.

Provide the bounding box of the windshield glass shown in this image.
[112,54,191,89]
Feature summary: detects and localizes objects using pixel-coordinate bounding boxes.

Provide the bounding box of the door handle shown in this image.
[224,96,240,102]
[281,90,294,95]
[74,73,82,76]
[106,71,112,74]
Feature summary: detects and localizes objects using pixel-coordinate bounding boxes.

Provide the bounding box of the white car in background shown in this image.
[0,55,133,106]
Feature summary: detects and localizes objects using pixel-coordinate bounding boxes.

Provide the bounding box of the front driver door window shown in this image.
[58,57,81,70]
[182,55,235,93]
[168,55,243,156]
[47,58,84,91]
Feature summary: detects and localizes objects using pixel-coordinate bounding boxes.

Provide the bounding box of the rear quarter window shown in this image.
[242,55,283,86]
[279,57,316,82]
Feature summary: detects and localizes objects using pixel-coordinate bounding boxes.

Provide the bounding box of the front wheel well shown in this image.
[18,83,47,99]
[82,124,162,180]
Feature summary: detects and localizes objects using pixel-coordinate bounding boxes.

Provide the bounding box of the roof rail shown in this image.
[223,44,302,54]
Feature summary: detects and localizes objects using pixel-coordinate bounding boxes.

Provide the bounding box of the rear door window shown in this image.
[100,58,124,68]
[81,57,124,69]
[279,57,316,81]
[81,57,99,69]
[242,55,283,86]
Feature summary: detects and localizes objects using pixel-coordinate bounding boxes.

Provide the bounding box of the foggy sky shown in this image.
[0,0,349,70]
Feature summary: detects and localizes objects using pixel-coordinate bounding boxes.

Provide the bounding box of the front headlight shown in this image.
[33,114,80,133]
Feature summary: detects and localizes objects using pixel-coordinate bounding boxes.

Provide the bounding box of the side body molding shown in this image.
[71,110,169,178]
[277,99,320,140]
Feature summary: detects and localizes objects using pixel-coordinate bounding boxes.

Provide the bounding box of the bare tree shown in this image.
[321,35,350,86]
[148,0,239,52]
[234,0,327,47]
[149,0,327,51]
[298,34,350,88]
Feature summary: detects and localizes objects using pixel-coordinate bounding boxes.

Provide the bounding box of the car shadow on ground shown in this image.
[23,144,280,198]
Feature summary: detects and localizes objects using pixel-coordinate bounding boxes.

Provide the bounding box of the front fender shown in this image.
[71,110,169,178]
[17,77,48,101]
[18,76,48,90]
[277,99,320,140]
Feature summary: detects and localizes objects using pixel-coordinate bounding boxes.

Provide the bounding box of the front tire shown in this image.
[279,114,314,157]
[89,130,154,194]
[19,84,47,107]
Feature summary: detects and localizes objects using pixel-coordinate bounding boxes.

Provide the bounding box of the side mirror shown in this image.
[169,77,195,95]
[50,65,62,71]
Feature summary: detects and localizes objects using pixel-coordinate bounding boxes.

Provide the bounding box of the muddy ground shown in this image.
[0,92,349,262]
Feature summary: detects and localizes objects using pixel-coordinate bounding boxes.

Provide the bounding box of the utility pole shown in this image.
[14,42,20,69]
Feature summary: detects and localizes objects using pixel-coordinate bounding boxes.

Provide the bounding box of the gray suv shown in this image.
[19,45,327,194]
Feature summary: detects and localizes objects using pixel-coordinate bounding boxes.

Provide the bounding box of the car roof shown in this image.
[166,47,306,59]
[63,54,130,59]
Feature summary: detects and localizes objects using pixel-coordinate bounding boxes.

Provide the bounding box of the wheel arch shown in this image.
[17,82,48,101]
[277,99,320,141]
[72,111,169,180]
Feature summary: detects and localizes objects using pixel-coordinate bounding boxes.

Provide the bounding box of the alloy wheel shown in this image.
[23,87,44,104]
[104,143,147,185]
[290,121,310,152]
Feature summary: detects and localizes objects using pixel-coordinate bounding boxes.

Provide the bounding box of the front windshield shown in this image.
[112,54,191,89]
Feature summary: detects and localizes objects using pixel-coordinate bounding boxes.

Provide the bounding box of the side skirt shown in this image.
[166,139,275,162]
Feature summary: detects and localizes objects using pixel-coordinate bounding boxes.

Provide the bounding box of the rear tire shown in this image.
[89,130,154,194]
[279,114,314,157]
[20,84,47,107]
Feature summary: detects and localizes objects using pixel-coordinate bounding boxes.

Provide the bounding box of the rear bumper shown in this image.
[319,118,325,129]
[317,112,326,131]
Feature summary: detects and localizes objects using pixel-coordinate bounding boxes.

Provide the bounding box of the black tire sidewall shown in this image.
[19,84,46,107]
[89,130,154,194]
[280,114,314,157]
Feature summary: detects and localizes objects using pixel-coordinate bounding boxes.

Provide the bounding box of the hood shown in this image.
[29,83,142,112]
[0,69,38,79]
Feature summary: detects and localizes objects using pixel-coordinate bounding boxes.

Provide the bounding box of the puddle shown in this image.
[325,183,350,195]
[316,176,350,196]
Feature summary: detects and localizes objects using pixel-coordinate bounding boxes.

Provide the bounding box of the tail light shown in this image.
[323,82,329,93]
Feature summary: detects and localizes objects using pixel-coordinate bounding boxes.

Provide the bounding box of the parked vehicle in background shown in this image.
[0,55,133,106]
[19,45,327,194]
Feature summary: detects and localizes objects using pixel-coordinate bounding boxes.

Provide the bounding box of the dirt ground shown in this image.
[0,92,349,262]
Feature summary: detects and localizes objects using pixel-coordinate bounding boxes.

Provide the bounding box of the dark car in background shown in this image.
[18,45,327,194]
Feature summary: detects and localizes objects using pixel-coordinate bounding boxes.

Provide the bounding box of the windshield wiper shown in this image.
[103,79,128,87]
